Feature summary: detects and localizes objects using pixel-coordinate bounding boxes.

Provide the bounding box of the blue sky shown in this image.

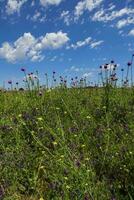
[0,0,134,87]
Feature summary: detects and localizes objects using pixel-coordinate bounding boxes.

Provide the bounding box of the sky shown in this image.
[0,0,134,87]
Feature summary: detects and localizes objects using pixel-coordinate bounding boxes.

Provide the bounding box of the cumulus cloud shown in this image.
[0,31,69,63]
[128,29,134,36]
[6,0,27,15]
[74,0,103,19]
[40,0,63,6]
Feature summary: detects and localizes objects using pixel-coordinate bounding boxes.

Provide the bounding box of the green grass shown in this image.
[0,87,134,200]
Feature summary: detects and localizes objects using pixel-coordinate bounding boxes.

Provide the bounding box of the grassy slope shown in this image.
[0,88,134,200]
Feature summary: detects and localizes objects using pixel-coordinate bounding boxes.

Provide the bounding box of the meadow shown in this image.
[0,58,134,200]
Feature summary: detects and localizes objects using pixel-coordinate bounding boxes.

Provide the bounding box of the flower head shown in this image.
[21,68,26,72]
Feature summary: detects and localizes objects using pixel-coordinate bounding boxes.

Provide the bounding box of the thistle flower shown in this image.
[104,65,107,69]
[127,62,132,66]
[8,80,12,84]
[21,68,26,72]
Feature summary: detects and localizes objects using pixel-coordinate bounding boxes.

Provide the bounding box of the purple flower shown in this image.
[21,68,26,72]
[8,80,12,84]
[127,62,132,66]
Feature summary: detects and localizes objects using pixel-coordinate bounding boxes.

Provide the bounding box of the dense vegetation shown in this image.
[0,57,134,199]
[0,86,134,200]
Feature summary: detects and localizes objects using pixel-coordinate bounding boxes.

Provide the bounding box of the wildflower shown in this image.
[21,68,26,72]
[31,131,35,134]
[103,106,106,109]
[86,116,91,119]
[37,117,43,121]
[66,185,70,189]
[64,177,68,180]
[8,80,12,84]
[18,114,22,118]
[104,65,107,69]
[81,144,85,148]
[127,62,132,66]
[39,166,44,169]
[53,141,57,145]
[47,89,51,93]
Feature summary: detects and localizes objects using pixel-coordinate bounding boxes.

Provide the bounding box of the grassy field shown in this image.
[0,86,134,200]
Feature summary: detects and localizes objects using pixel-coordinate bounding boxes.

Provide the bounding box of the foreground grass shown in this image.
[0,87,134,200]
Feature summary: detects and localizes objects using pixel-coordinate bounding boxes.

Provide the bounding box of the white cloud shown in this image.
[74,0,103,19]
[108,4,116,11]
[67,37,103,50]
[61,10,71,26]
[82,72,92,77]
[40,31,69,49]
[90,40,103,48]
[40,0,63,6]
[29,11,46,23]
[65,66,85,73]
[128,29,134,36]
[116,17,134,29]
[70,66,83,72]
[31,11,41,21]
[92,7,134,22]
[67,37,92,49]
[0,31,69,63]
[6,0,27,15]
